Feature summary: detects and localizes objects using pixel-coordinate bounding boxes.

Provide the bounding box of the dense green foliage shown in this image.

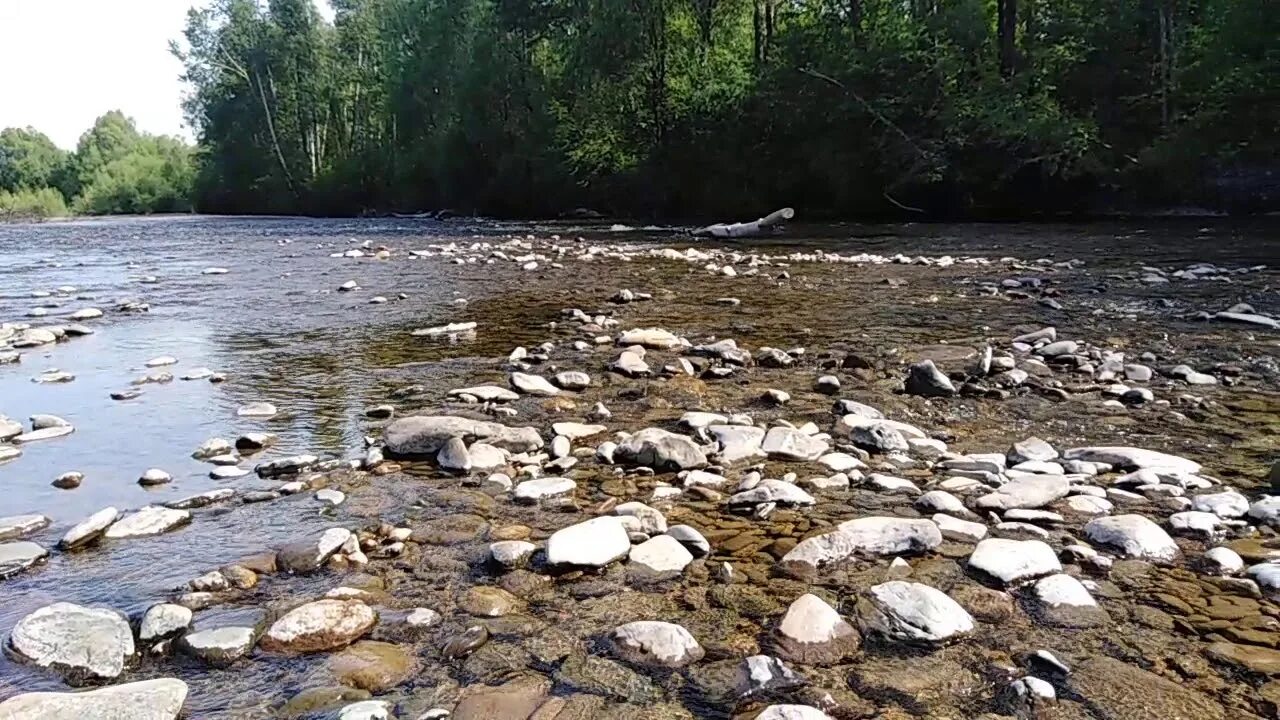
[176,0,1278,218]
[0,112,194,218]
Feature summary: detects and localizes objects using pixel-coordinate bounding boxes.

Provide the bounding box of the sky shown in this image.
[0,0,334,150]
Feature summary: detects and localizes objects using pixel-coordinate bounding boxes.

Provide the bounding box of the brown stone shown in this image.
[491,524,533,541]
[220,564,258,589]
[461,586,521,617]
[411,514,489,545]
[278,686,371,718]
[452,675,551,720]
[1069,656,1226,720]
[1206,642,1280,675]
[952,584,1017,623]
[330,640,418,692]
[236,551,278,575]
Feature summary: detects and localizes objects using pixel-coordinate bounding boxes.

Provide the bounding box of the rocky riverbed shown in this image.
[0,216,1278,719]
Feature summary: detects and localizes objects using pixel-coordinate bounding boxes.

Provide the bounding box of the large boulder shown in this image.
[615,428,708,471]
[857,581,974,644]
[9,602,135,683]
[781,517,942,572]
[609,621,704,668]
[545,516,631,567]
[0,678,188,720]
[260,600,377,653]
[384,416,543,456]
[1083,515,1180,563]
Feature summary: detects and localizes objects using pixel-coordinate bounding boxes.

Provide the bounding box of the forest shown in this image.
[0,113,194,220]
[3,0,1276,220]
[174,0,1277,218]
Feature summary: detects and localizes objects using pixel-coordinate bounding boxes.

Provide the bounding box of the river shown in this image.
[0,215,1277,719]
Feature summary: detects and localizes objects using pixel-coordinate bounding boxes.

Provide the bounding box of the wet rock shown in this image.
[629,535,694,576]
[1062,446,1200,473]
[781,517,942,572]
[0,415,22,441]
[967,538,1062,586]
[450,385,520,403]
[192,438,233,460]
[667,525,711,557]
[384,415,543,455]
[772,593,860,665]
[1084,514,1180,563]
[450,675,550,719]
[277,528,353,573]
[0,514,51,540]
[857,581,974,644]
[1205,642,1280,675]
[0,678,188,720]
[546,516,631,567]
[615,427,708,471]
[330,640,418,692]
[0,541,48,579]
[137,468,172,487]
[555,654,660,702]
[59,507,119,550]
[609,620,704,668]
[904,359,956,397]
[12,425,74,444]
[510,372,561,396]
[235,432,277,451]
[976,475,1070,511]
[9,602,134,683]
[255,453,319,477]
[849,421,910,453]
[761,426,828,461]
[140,603,193,641]
[236,401,278,418]
[442,625,490,658]
[177,627,256,666]
[1068,656,1225,720]
[461,586,521,617]
[261,599,376,653]
[104,506,190,539]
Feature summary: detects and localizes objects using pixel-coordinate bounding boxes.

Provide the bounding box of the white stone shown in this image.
[509,372,561,396]
[1083,514,1180,562]
[781,517,942,570]
[817,452,866,473]
[0,678,188,720]
[609,621,704,668]
[140,604,193,641]
[858,581,974,643]
[629,535,694,575]
[756,706,835,720]
[729,479,816,506]
[967,538,1061,585]
[761,426,828,461]
[0,514,51,540]
[1190,490,1249,518]
[490,540,537,569]
[976,475,1070,511]
[104,506,190,538]
[1032,574,1097,607]
[932,514,988,543]
[1062,446,1200,474]
[1203,547,1244,575]
[514,477,576,503]
[545,516,631,567]
[59,507,119,550]
[10,602,134,681]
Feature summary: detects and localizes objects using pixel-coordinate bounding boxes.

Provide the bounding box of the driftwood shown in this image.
[693,207,794,238]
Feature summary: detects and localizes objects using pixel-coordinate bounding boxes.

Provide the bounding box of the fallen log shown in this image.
[692,208,794,238]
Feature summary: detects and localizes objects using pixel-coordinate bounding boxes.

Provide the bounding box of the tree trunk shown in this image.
[848,0,861,44]
[1158,0,1173,129]
[998,0,1018,77]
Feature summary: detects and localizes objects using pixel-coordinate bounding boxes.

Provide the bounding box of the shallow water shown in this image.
[0,216,1278,719]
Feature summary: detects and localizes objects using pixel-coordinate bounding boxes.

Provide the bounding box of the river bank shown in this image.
[0,216,1277,719]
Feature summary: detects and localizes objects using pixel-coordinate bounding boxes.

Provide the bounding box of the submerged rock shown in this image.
[0,514,51,541]
[609,620,704,668]
[59,507,119,550]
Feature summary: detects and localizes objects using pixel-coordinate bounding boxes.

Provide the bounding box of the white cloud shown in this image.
[0,0,335,149]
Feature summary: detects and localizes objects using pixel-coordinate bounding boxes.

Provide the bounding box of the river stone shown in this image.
[0,415,21,441]
[1031,574,1107,627]
[104,506,190,539]
[609,621,704,668]
[0,678,188,720]
[261,599,376,653]
[1068,656,1226,720]
[384,415,543,455]
[1084,514,1180,563]
[916,491,971,517]
[192,437,233,459]
[933,514,988,542]
[461,586,521,617]
[629,535,694,576]
[514,476,576,503]
[781,517,942,572]
[615,427,708,471]
[329,640,418,692]
[756,706,835,720]
[236,432,277,450]
[615,501,668,534]
[546,516,631,567]
[709,424,766,464]
[437,436,472,471]
[904,359,957,397]
[177,626,257,666]
[236,401,278,418]
[975,475,1071,511]
[451,675,550,720]
[1062,446,1200,473]
[553,371,592,390]
[59,507,119,550]
[13,425,74,443]
[140,603,193,641]
[667,525,711,557]
[681,411,729,429]
[277,527,353,573]
[138,468,172,486]
[449,385,520,402]
[857,581,974,644]
[761,426,828,461]
[0,514,51,540]
[1202,546,1244,575]
[1246,564,1280,601]
[618,327,681,349]
[610,349,650,377]
[338,700,390,720]
[1191,490,1249,518]
[1008,437,1058,464]
[510,372,560,396]
[730,479,816,507]
[0,541,48,579]
[490,540,537,569]
[967,538,1062,586]
[850,422,910,453]
[772,593,860,665]
[10,602,135,683]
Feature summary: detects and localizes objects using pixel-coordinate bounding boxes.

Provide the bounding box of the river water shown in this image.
[0,216,1277,719]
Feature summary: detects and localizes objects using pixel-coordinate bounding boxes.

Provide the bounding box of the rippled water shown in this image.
[0,216,1277,719]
